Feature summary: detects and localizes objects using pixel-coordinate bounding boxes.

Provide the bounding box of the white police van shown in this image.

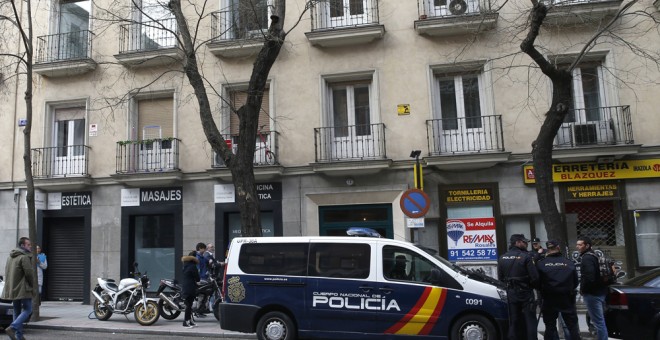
[219,228,508,340]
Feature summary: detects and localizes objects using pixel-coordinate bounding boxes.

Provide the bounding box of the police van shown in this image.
[219,229,508,340]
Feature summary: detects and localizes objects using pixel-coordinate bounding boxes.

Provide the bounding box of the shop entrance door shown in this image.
[319,204,392,238]
[44,216,85,301]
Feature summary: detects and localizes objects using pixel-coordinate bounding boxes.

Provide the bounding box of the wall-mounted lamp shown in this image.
[345,177,355,186]
[410,150,421,159]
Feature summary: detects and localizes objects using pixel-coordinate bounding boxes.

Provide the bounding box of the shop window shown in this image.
[633,210,660,267]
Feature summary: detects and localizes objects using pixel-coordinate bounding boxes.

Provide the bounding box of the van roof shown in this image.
[230,236,412,246]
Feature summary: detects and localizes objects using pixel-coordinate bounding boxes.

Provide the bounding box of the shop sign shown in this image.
[446,217,498,261]
[444,188,493,203]
[214,182,282,204]
[524,159,660,184]
[121,187,182,207]
[563,183,620,200]
[47,191,92,210]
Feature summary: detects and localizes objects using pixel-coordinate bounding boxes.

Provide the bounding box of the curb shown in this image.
[25,323,256,339]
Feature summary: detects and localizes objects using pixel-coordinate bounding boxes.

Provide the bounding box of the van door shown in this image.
[376,244,464,337]
[305,241,381,335]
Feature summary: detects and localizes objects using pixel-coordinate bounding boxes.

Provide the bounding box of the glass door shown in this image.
[438,75,485,153]
[331,84,374,159]
[57,0,90,60]
[54,118,85,176]
[130,214,175,292]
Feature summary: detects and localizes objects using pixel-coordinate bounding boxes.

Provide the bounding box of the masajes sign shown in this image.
[446,217,498,261]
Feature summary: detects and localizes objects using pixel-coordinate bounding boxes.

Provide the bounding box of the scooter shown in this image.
[91,263,160,326]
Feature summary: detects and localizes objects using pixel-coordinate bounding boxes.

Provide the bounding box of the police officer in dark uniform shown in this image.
[536,240,581,340]
[498,234,540,340]
[531,237,547,263]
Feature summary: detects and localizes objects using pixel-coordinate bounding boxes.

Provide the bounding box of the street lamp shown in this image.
[410,150,422,189]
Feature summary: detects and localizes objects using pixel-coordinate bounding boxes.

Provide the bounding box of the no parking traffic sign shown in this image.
[399,188,430,218]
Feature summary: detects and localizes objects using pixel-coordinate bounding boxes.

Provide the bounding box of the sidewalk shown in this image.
[23,301,609,339]
[25,301,255,338]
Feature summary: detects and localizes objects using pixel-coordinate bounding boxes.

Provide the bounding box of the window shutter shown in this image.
[229,89,270,135]
[137,97,173,140]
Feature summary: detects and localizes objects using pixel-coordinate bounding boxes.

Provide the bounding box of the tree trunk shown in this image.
[169,0,286,237]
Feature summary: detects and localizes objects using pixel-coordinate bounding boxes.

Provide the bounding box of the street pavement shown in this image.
[10,301,609,339]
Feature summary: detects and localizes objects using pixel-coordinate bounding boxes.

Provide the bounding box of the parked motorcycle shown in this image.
[91,263,160,326]
[157,264,223,321]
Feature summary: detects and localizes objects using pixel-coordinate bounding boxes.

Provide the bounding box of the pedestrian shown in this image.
[195,242,209,280]
[181,251,200,328]
[36,244,48,301]
[536,240,581,340]
[498,234,539,340]
[531,237,547,263]
[576,236,609,340]
[1,237,35,340]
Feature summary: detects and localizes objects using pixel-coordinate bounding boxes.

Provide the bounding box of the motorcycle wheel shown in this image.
[93,299,112,321]
[134,300,160,326]
[158,299,181,320]
[213,299,221,321]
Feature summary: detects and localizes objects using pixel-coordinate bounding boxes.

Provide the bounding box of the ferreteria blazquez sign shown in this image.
[524,159,660,184]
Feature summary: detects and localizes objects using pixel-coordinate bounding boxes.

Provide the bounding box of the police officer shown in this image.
[498,234,540,340]
[531,237,547,263]
[536,240,581,340]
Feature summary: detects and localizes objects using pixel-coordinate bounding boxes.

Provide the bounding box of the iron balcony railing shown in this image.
[310,0,380,31]
[554,105,633,148]
[417,0,494,18]
[314,123,386,162]
[35,30,94,63]
[118,18,178,53]
[31,145,90,178]
[212,132,279,167]
[211,6,269,41]
[426,115,504,155]
[116,138,180,174]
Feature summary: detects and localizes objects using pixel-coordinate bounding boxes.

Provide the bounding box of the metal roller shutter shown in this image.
[45,217,85,301]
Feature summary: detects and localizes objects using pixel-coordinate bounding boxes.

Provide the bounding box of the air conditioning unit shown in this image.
[573,123,598,146]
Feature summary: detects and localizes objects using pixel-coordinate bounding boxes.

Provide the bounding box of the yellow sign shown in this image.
[397,104,411,115]
[524,159,660,184]
[444,188,493,203]
[564,183,620,200]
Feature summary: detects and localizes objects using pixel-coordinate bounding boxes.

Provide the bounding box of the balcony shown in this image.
[553,105,640,161]
[305,1,385,48]
[207,9,268,58]
[415,0,498,37]
[111,138,182,186]
[31,145,92,191]
[208,133,283,181]
[33,31,97,77]
[425,115,510,170]
[542,0,623,25]
[312,123,391,176]
[114,18,183,68]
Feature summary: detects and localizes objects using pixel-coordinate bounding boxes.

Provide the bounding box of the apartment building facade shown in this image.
[1,0,659,302]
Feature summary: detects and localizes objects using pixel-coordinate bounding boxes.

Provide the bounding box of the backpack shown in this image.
[586,249,617,285]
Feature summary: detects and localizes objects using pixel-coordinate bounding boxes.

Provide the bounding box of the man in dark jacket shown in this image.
[1,237,35,340]
[577,236,608,340]
[537,240,581,340]
[531,237,547,263]
[181,251,200,328]
[498,234,540,340]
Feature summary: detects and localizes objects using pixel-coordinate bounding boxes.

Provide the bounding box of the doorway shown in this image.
[43,216,85,301]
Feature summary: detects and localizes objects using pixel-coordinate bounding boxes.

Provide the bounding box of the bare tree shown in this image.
[520,0,656,245]
[0,0,41,319]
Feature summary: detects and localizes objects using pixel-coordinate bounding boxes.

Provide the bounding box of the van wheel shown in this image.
[450,314,496,340]
[256,311,297,340]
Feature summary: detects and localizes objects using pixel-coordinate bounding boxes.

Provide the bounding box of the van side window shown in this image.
[238,243,308,276]
[383,245,462,290]
[308,243,370,279]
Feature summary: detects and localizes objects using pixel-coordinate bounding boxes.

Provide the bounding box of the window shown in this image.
[131,0,176,50]
[633,210,660,267]
[567,62,608,123]
[238,243,308,276]
[382,245,461,289]
[228,0,270,39]
[431,64,496,153]
[53,0,90,60]
[309,243,370,279]
[128,94,176,171]
[315,0,375,29]
[130,214,175,292]
[320,74,383,160]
